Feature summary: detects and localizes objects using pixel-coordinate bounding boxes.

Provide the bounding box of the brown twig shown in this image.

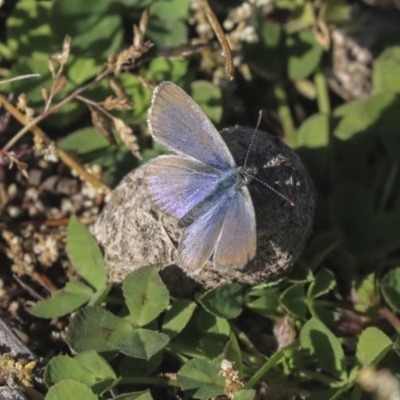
[12,275,44,301]
[0,91,110,192]
[197,0,234,80]
[379,307,400,333]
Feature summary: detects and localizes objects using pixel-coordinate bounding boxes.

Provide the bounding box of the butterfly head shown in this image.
[237,165,258,185]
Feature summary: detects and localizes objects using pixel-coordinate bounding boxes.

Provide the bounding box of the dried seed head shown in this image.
[219,360,243,399]
[16,94,27,112]
[102,96,133,111]
[54,75,68,92]
[51,35,71,66]
[90,107,115,144]
[42,87,50,103]
[47,57,56,78]
[113,117,141,159]
[60,35,71,65]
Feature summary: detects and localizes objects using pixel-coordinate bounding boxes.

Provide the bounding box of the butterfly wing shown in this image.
[213,187,256,269]
[144,155,222,219]
[178,196,231,273]
[148,81,235,171]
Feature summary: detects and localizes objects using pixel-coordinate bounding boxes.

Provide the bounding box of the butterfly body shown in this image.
[144,81,257,274]
[179,167,246,228]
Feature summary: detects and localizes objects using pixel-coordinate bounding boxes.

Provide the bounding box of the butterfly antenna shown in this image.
[244,110,262,168]
[244,111,295,207]
[249,174,295,206]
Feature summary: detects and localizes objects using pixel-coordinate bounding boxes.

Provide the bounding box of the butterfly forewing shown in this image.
[144,155,223,219]
[148,81,235,171]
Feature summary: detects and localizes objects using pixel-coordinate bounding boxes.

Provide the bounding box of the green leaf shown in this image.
[233,389,256,400]
[50,0,123,59]
[117,75,152,124]
[200,335,227,360]
[300,318,346,379]
[373,47,400,93]
[67,57,103,85]
[333,93,395,140]
[120,329,169,360]
[58,127,110,159]
[323,0,351,23]
[198,283,243,319]
[162,299,197,338]
[147,17,188,48]
[44,352,116,389]
[114,390,153,400]
[45,379,98,400]
[178,359,225,399]
[356,327,392,366]
[280,283,308,318]
[293,112,330,150]
[28,279,93,318]
[292,113,330,184]
[308,302,337,326]
[288,261,314,283]
[196,309,230,336]
[58,126,136,186]
[190,81,222,124]
[66,215,107,290]
[355,273,379,313]
[88,284,113,307]
[244,282,282,318]
[147,58,189,85]
[286,29,323,80]
[381,267,400,312]
[308,268,336,298]
[7,1,52,57]
[119,353,162,378]
[122,266,170,327]
[243,21,285,81]
[151,0,190,20]
[66,306,134,353]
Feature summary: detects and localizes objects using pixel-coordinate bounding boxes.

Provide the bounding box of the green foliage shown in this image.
[29,215,400,399]
[44,352,117,393]
[122,266,169,326]
[198,283,243,319]
[381,267,400,312]
[177,359,226,399]
[300,318,346,379]
[28,216,110,318]
[356,327,392,366]
[6,0,400,398]
[66,215,107,290]
[45,380,98,400]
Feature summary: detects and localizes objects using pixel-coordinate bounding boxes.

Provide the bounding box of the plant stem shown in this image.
[1,66,113,153]
[314,67,330,114]
[274,83,295,139]
[243,348,285,389]
[379,307,400,333]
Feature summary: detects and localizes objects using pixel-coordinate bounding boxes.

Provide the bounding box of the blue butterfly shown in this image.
[144,82,256,274]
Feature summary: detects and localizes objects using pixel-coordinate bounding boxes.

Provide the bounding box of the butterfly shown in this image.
[144,81,256,274]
